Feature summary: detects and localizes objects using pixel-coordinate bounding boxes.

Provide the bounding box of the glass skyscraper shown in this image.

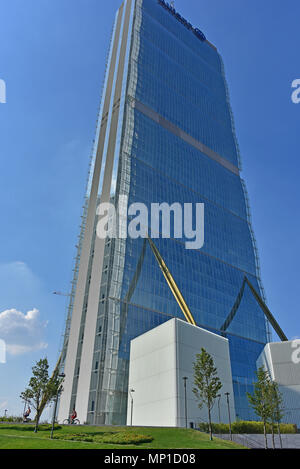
[58,0,269,425]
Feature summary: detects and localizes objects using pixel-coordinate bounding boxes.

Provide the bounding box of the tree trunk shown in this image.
[263,421,268,449]
[271,423,275,449]
[34,411,40,433]
[208,407,213,441]
[277,423,283,449]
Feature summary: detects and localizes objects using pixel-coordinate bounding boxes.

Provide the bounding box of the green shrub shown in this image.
[0,416,23,423]
[54,434,94,442]
[275,423,297,434]
[197,421,297,434]
[38,424,62,432]
[232,421,297,434]
[99,433,153,445]
[197,422,209,433]
[53,431,153,445]
[232,421,263,434]
[197,422,230,434]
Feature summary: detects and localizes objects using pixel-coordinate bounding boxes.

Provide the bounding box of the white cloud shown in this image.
[0,308,48,356]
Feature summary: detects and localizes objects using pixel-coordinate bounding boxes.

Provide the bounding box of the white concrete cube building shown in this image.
[257,341,300,428]
[127,318,236,427]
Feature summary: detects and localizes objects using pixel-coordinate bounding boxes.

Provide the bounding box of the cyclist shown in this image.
[70,408,77,424]
[23,406,31,422]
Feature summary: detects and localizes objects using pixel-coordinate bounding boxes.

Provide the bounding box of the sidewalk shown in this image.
[215,433,300,449]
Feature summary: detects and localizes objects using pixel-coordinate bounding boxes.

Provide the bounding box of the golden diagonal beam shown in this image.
[147,237,196,326]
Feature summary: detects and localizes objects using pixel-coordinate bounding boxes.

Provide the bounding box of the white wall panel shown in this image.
[127,318,236,427]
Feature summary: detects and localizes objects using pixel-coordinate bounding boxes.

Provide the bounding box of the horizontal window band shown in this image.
[130,97,240,176]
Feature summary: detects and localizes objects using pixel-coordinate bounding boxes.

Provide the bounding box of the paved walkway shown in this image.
[215,433,300,449]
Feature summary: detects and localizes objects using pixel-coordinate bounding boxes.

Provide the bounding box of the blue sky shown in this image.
[0,0,299,418]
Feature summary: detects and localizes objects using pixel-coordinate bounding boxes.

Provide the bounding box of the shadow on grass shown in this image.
[0,425,62,432]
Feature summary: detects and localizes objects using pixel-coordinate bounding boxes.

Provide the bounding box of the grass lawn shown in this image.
[0,424,246,449]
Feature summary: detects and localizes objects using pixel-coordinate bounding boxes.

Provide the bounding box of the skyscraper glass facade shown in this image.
[59,0,269,425]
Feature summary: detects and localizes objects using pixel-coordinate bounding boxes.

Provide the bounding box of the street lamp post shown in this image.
[50,373,65,439]
[23,399,27,417]
[217,394,221,424]
[129,389,135,426]
[183,377,188,428]
[224,392,232,440]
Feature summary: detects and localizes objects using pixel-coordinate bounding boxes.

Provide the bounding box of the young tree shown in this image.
[192,348,222,440]
[20,357,61,432]
[247,367,271,449]
[268,381,284,449]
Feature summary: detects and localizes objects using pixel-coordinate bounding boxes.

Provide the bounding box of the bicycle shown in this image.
[63,417,80,425]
